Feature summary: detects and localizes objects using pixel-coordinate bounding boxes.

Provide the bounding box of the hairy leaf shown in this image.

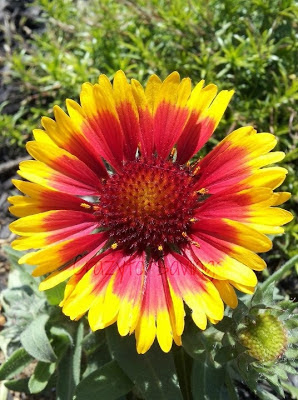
[20,314,57,363]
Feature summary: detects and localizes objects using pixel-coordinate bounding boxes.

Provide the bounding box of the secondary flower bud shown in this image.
[239,313,287,362]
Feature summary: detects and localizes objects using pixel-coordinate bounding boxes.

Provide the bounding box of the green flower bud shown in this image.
[239,313,287,362]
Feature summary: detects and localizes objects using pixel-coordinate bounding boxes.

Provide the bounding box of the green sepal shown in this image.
[232,301,249,324]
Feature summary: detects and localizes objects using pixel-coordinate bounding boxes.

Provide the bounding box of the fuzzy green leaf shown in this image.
[257,390,281,400]
[225,369,239,400]
[264,373,285,398]
[28,362,56,394]
[279,363,297,375]
[20,314,57,363]
[0,348,33,380]
[50,326,74,346]
[4,378,30,394]
[274,365,289,381]
[285,347,298,359]
[282,382,298,399]
[236,355,259,391]
[3,246,41,289]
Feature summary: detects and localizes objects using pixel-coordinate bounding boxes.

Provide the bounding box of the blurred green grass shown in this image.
[1,0,297,266]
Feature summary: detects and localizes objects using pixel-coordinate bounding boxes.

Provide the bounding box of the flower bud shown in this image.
[239,313,287,362]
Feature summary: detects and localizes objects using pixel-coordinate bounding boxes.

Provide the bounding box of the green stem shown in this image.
[262,254,298,290]
[173,346,193,400]
[0,382,8,400]
[225,367,239,400]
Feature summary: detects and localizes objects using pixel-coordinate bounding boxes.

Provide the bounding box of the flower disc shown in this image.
[99,158,197,255]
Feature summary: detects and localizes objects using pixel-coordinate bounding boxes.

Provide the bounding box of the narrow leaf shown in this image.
[28,362,56,394]
[0,348,33,380]
[56,322,84,400]
[257,390,281,400]
[50,326,74,347]
[282,383,298,399]
[56,348,75,400]
[262,255,298,290]
[4,378,30,394]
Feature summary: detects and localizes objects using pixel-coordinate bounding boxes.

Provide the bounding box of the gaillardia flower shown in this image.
[9,71,292,353]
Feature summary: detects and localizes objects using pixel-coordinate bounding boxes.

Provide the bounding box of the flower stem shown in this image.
[262,254,298,290]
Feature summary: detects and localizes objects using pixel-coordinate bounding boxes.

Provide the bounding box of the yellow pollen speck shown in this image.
[111,242,118,249]
[158,245,163,251]
[80,203,91,209]
[170,148,176,158]
[191,159,202,176]
[190,239,200,248]
[93,205,100,211]
[182,232,200,248]
[190,217,197,222]
[192,166,200,176]
[197,188,209,195]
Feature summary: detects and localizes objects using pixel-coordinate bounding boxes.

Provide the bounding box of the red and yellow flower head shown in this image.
[9,71,292,353]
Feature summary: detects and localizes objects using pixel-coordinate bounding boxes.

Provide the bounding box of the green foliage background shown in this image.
[1,0,297,264]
